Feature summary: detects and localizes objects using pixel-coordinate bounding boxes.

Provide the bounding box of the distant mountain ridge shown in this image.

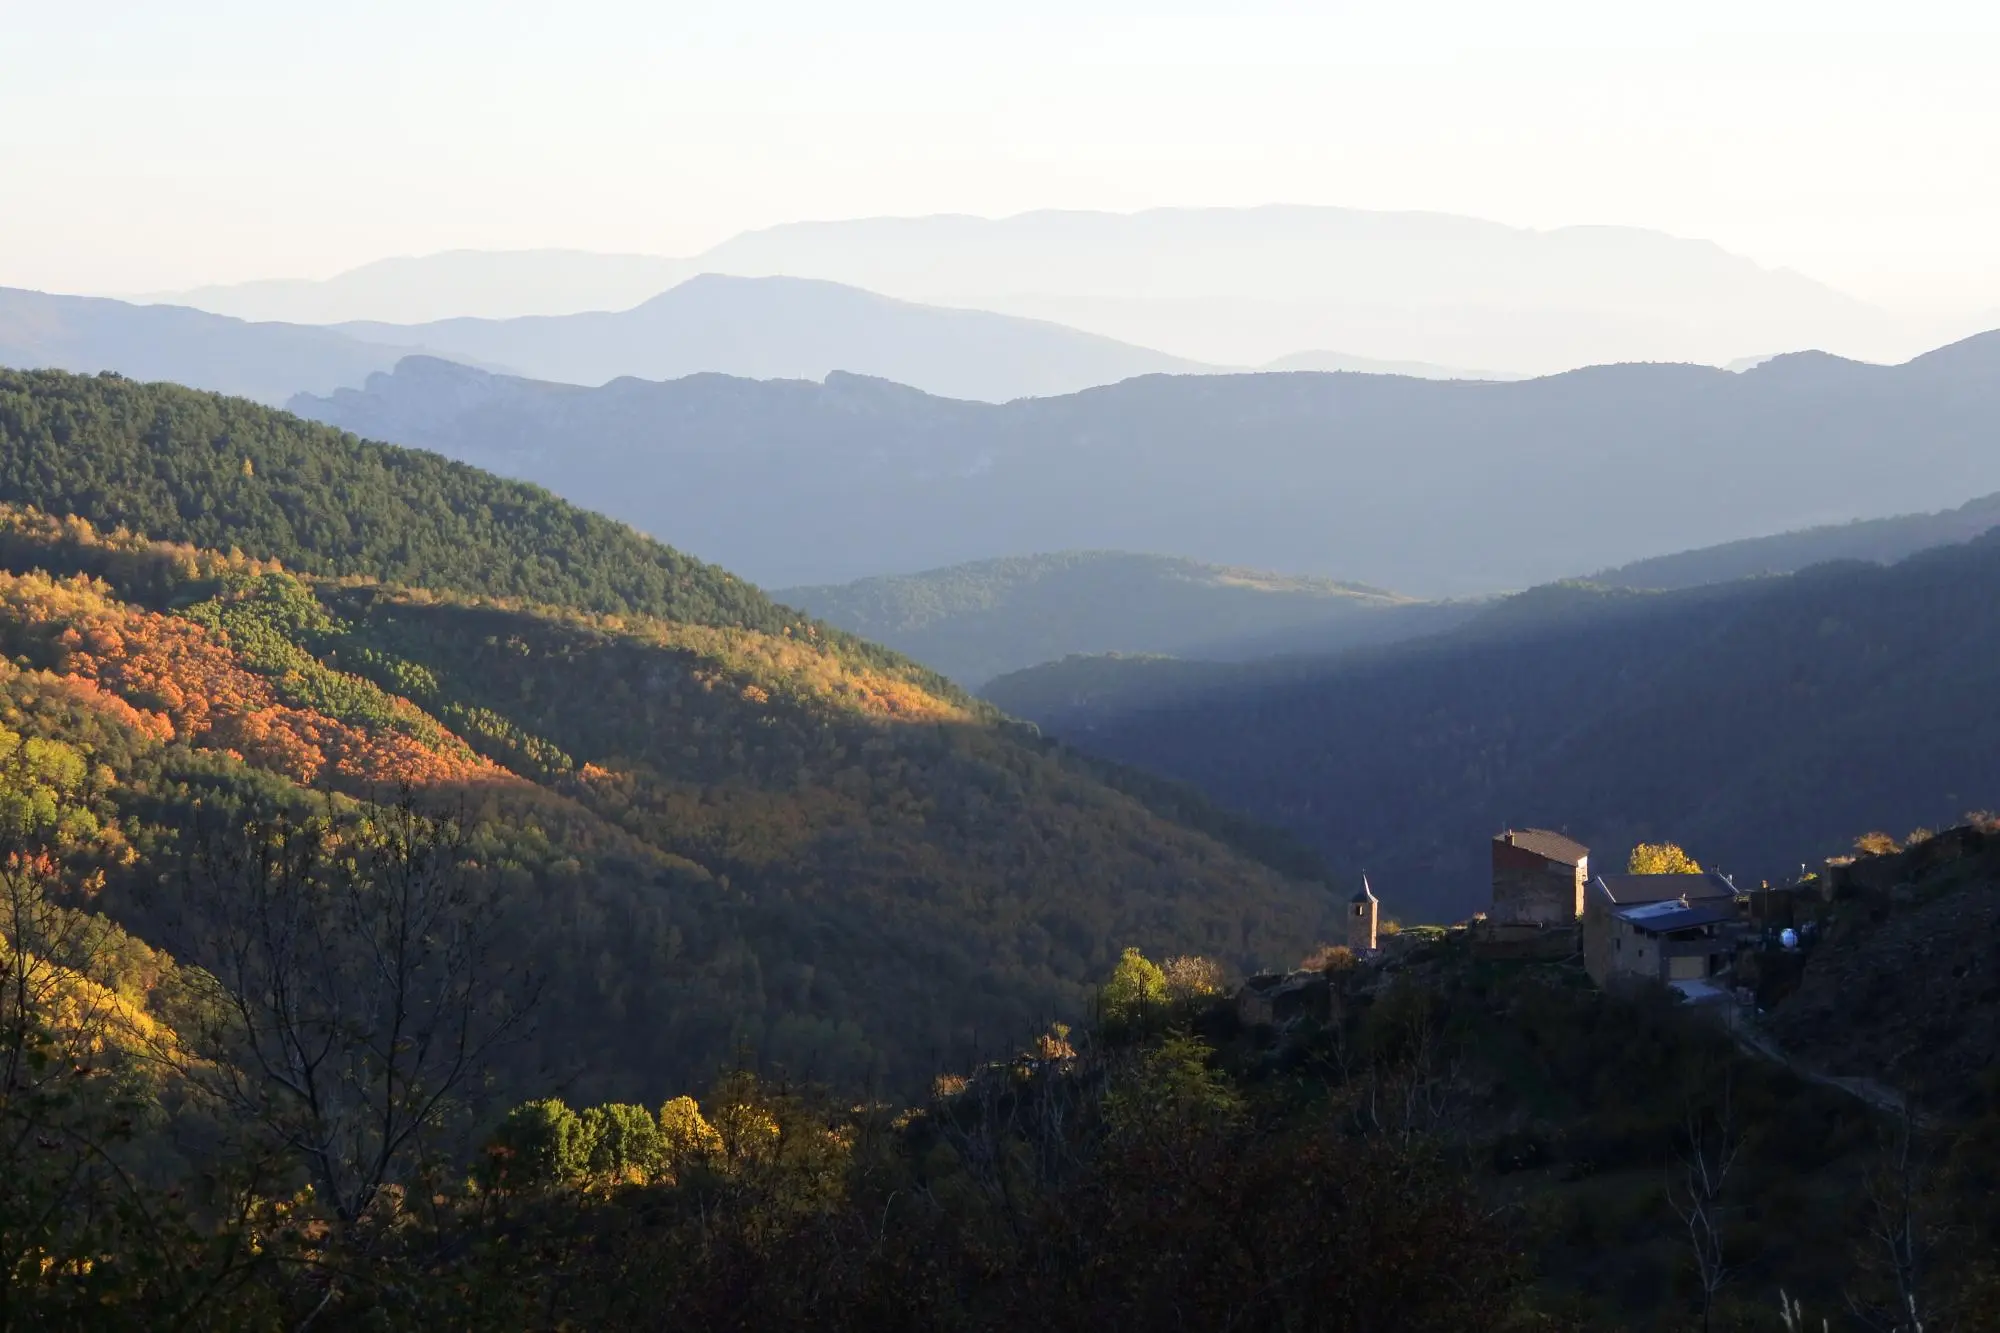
[1258,350,1522,380]
[1590,490,2000,590]
[333,273,1213,403]
[145,248,694,325]
[678,206,1899,369]
[293,333,2000,593]
[775,551,1466,686]
[0,286,426,404]
[150,204,1904,371]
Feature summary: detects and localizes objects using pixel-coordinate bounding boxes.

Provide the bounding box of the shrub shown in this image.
[1300,943,1357,973]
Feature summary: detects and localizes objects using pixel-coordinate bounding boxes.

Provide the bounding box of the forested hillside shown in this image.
[0,369,1338,1104]
[0,366,804,635]
[996,535,2000,923]
[1590,487,2000,590]
[293,334,2000,592]
[777,551,1463,686]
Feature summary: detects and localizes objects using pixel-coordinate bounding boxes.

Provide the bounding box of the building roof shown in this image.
[1596,871,1736,905]
[1613,901,1737,934]
[1350,874,1378,904]
[1495,828,1590,865]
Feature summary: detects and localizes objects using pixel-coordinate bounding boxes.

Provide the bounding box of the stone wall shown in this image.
[1581,892,1616,985]
[1345,898,1378,952]
[1491,841,1586,926]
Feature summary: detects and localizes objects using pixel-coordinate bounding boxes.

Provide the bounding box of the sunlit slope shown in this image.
[0,383,1336,1102]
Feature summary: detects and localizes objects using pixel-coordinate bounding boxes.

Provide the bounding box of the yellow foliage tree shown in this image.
[657,1095,724,1176]
[1101,947,1169,1026]
[1628,842,1703,874]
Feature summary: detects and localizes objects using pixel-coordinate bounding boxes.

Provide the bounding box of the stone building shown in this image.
[1346,875,1379,953]
[1490,829,1590,926]
[1583,871,1741,990]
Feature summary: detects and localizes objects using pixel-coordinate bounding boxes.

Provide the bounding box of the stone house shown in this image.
[1583,871,1741,990]
[1490,829,1590,926]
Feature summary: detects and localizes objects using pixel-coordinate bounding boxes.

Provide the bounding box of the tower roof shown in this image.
[1349,874,1378,904]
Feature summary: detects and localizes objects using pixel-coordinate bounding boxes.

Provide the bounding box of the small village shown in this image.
[1235,825,1841,1029]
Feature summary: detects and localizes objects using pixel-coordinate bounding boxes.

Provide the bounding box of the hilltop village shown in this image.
[1245,825,1834,1021]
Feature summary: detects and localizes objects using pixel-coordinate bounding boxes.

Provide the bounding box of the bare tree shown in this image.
[1667,1077,1739,1333]
[1848,1097,1930,1333]
[165,796,537,1233]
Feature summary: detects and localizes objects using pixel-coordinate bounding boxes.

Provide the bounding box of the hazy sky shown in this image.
[4,0,1997,312]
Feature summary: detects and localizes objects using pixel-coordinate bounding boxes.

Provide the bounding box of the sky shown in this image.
[3,0,1998,313]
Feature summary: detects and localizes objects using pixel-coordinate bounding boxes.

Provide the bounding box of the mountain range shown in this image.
[692,207,1890,368]
[333,274,1212,402]
[293,333,2000,594]
[800,490,2000,689]
[147,248,696,325]
[0,286,422,404]
[5,279,1220,407]
[157,205,1914,371]
[986,528,2000,924]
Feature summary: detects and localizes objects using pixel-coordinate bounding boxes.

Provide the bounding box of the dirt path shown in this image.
[1724,1010,1914,1119]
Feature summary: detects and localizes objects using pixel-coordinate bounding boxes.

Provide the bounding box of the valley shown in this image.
[8,58,2000,1319]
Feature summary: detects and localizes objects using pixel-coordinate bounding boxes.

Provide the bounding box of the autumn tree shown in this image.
[0,733,259,1327]
[1629,841,1703,874]
[1099,947,1169,1031]
[1160,954,1225,1003]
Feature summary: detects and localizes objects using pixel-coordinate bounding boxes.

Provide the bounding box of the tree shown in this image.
[1099,948,1169,1029]
[657,1095,723,1177]
[165,795,538,1235]
[1160,955,1224,1003]
[1667,1080,1740,1333]
[0,740,261,1329]
[1848,1099,1932,1333]
[584,1103,663,1182]
[0,854,148,1326]
[486,1098,594,1189]
[1628,842,1703,875]
[1103,1032,1242,1162]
